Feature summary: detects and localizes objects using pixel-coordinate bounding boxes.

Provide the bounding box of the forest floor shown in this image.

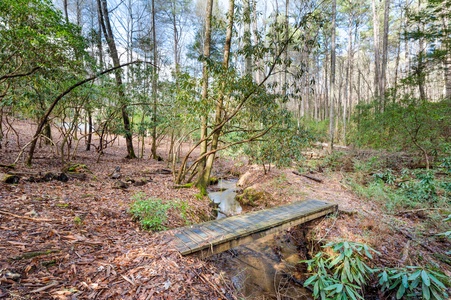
[0,119,450,299]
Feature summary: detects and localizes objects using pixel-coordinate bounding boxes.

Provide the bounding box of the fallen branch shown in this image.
[394,207,448,216]
[30,281,59,293]
[13,249,60,261]
[292,171,323,183]
[0,209,57,222]
[397,228,438,254]
[0,163,15,169]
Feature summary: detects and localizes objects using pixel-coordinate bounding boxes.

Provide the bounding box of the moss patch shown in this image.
[235,187,272,207]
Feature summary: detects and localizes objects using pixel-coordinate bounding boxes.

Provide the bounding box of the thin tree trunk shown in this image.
[86,110,92,151]
[63,0,69,23]
[329,0,336,153]
[372,0,381,100]
[380,0,390,108]
[98,0,136,158]
[195,0,213,188]
[150,0,158,159]
[201,0,235,190]
[26,61,142,165]
[243,0,252,76]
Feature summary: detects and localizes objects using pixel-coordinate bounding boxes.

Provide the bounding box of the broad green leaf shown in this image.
[379,270,388,285]
[430,286,445,300]
[304,275,317,287]
[345,285,358,300]
[329,253,344,267]
[396,284,405,299]
[428,273,446,290]
[324,283,342,291]
[421,270,431,286]
[314,280,319,296]
[422,282,431,300]
[408,269,421,281]
[402,274,409,288]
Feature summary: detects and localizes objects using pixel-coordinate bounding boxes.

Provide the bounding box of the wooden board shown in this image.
[173,199,337,257]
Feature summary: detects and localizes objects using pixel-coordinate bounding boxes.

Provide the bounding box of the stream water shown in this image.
[208,179,242,219]
[208,180,313,299]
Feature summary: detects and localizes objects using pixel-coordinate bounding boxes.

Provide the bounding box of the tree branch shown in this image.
[0,66,41,81]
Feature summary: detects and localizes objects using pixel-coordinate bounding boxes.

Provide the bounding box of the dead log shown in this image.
[0,163,15,169]
[292,171,323,183]
[0,209,57,222]
[1,173,20,184]
[66,172,87,181]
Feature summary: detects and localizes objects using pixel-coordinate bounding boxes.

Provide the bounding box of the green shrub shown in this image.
[437,214,451,255]
[378,267,449,300]
[302,241,379,300]
[302,241,449,300]
[129,193,189,231]
[373,169,396,185]
[401,171,437,202]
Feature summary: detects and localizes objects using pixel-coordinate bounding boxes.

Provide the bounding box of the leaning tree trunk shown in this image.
[199,0,235,192]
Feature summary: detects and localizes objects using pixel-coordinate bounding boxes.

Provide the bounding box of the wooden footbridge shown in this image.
[173,199,337,258]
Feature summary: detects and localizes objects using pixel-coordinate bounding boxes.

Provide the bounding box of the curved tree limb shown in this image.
[26,60,150,165]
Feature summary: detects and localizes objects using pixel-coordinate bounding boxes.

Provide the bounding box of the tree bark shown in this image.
[380,0,390,108]
[150,0,158,159]
[195,0,214,189]
[372,0,381,100]
[98,0,136,158]
[329,0,337,153]
[199,0,235,191]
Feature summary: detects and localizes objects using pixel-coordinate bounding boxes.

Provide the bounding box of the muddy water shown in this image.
[208,180,313,299]
[213,234,313,299]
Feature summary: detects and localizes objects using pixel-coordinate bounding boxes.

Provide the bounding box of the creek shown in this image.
[208,179,313,299]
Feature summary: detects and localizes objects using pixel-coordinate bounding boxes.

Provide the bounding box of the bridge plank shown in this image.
[173,199,337,257]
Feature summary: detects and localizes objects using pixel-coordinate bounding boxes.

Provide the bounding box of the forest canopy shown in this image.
[1,0,450,188]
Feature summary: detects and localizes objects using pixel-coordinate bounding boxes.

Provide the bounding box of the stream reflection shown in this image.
[208,179,242,219]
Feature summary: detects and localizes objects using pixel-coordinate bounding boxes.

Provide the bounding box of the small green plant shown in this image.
[437,214,451,255]
[73,216,83,226]
[373,169,396,185]
[129,194,173,231]
[402,170,437,202]
[439,144,451,174]
[129,193,191,231]
[378,267,449,300]
[302,241,379,300]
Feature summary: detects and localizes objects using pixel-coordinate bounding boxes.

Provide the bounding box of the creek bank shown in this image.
[207,176,315,299]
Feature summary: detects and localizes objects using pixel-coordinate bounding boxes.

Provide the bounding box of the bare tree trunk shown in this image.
[86,110,92,151]
[195,0,213,188]
[343,21,353,145]
[150,0,158,159]
[63,0,69,23]
[199,0,235,192]
[281,0,289,102]
[252,0,261,83]
[243,0,252,76]
[380,0,390,108]
[372,0,381,100]
[329,0,336,153]
[97,0,136,158]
